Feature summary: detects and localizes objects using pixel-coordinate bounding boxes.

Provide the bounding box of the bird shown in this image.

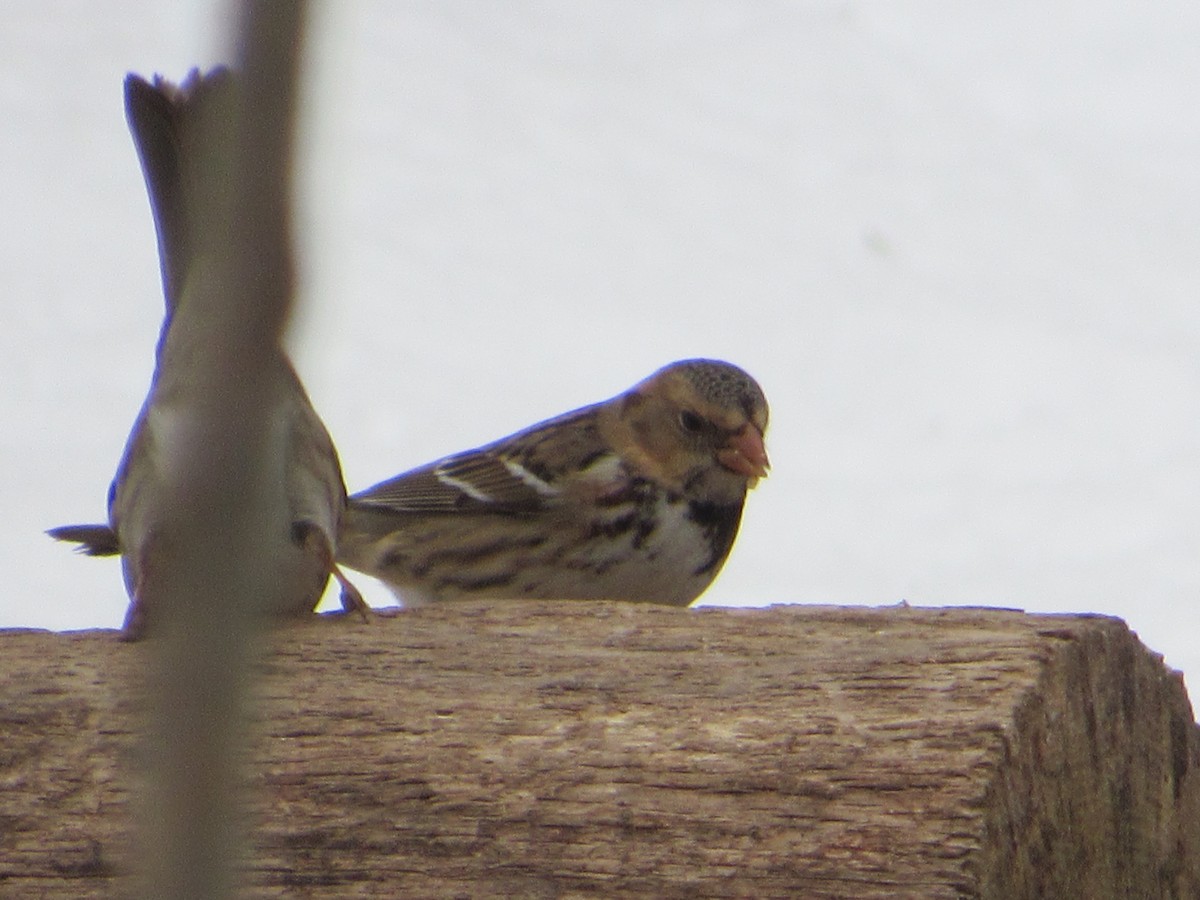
[48,68,368,638]
[336,358,769,608]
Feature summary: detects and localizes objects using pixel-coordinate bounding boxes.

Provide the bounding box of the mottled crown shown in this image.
[666,359,768,425]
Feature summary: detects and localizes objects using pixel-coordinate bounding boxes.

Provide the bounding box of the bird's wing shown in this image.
[124,68,235,319]
[350,405,609,515]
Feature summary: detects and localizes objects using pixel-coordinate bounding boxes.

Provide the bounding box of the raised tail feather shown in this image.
[46,524,121,556]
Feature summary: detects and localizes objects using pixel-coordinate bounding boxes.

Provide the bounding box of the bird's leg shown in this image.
[120,601,147,641]
[120,551,151,641]
[333,564,371,622]
[293,521,371,621]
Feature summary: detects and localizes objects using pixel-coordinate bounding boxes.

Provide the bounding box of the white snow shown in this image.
[4,2,1197,694]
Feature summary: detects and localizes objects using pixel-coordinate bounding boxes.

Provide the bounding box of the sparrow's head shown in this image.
[608,359,770,503]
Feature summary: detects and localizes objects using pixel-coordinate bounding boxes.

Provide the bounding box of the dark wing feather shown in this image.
[350,404,607,515]
[350,451,548,514]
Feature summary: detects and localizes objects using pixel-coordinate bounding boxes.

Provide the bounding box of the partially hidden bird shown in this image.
[337,358,769,608]
[48,68,368,637]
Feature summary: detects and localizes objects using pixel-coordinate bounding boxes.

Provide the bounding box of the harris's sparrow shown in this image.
[337,359,769,607]
[48,69,367,637]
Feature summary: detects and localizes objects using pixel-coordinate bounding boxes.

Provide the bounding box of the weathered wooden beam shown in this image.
[2,603,1197,897]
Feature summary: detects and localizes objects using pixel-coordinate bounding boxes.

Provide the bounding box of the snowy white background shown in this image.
[4,3,1198,695]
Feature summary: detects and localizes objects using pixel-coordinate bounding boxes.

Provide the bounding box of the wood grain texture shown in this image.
[2,603,1197,898]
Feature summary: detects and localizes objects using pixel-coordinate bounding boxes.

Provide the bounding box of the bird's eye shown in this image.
[678,410,705,433]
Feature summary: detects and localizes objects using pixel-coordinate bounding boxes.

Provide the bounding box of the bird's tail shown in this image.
[46,524,121,556]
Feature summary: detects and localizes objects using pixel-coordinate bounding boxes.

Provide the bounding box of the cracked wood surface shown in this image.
[2,603,1198,898]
